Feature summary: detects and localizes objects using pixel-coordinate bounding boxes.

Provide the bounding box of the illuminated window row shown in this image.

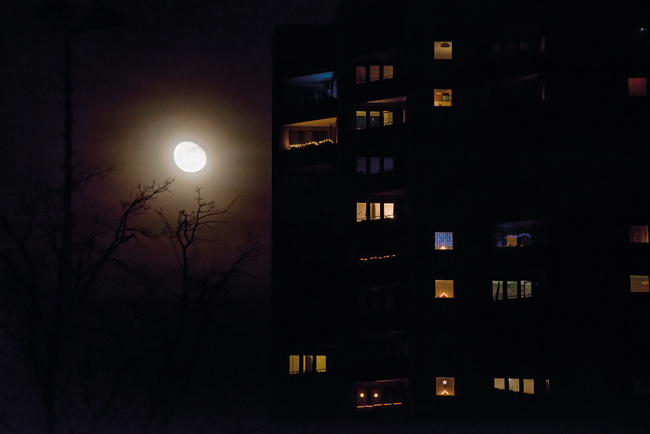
[356,156,394,175]
[356,109,395,129]
[494,378,536,394]
[630,225,649,243]
[630,275,650,293]
[356,64,394,84]
[357,202,395,222]
[289,355,326,375]
[492,280,533,300]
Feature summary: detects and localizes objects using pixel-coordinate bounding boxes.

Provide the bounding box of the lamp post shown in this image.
[40,2,123,432]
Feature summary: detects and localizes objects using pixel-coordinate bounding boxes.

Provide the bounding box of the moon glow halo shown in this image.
[173,141,207,173]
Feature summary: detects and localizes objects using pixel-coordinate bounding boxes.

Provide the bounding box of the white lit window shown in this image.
[506,281,518,299]
[492,281,503,300]
[630,275,650,293]
[521,280,532,298]
[435,232,453,250]
[630,225,649,243]
[434,89,452,106]
[434,41,453,59]
[436,377,455,396]
[435,280,454,298]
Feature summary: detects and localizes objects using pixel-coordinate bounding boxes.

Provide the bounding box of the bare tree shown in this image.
[135,189,262,433]
[0,177,173,434]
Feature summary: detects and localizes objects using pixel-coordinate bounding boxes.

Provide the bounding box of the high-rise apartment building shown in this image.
[271,1,649,431]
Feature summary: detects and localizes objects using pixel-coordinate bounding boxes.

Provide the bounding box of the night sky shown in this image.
[0,1,339,432]
[2,0,339,267]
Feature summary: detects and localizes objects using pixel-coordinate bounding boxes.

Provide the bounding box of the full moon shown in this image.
[173,141,207,173]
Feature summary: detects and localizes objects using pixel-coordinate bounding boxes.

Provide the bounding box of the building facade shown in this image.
[272,1,649,431]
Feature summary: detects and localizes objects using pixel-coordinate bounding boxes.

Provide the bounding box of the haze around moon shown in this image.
[173,141,207,173]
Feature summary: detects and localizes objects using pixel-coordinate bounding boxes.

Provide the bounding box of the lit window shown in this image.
[630,275,650,293]
[368,110,381,128]
[436,377,455,396]
[494,219,545,248]
[369,65,380,81]
[356,66,366,84]
[506,281,518,299]
[435,232,453,250]
[383,110,394,126]
[369,203,381,220]
[434,41,453,59]
[289,355,300,375]
[434,89,452,106]
[493,280,533,300]
[492,280,504,300]
[506,235,518,247]
[382,203,394,219]
[630,225,649,243]
[316,355,327,373]
[435,280,454,298]
[523,379,534,394]
[356,202,396,221]
[495,378,535,394]
[356,202,367,222]
[383,65,394,79]
[628,78,648,96]
[356,111,367,129]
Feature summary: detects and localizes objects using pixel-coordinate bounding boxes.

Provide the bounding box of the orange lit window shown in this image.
[628,78,648,96]
[357,202,396,221]
[434,89,452,106]
[523,379,534,394]
[435,280,454,298]
[370,65,380,81]
[289,355,299,375]
[494,378,505,390]
[630,275,650,293]
[434,41,453,59]
[436,377,455,396]
[383,65,394,79]
[630,225,649,243]
[508,378,520,392]
[316,355,326,373]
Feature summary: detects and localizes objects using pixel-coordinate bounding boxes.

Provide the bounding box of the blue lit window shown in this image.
[435,232,453,250]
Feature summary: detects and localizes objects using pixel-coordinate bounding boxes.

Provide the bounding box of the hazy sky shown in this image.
[1,0,340,280]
